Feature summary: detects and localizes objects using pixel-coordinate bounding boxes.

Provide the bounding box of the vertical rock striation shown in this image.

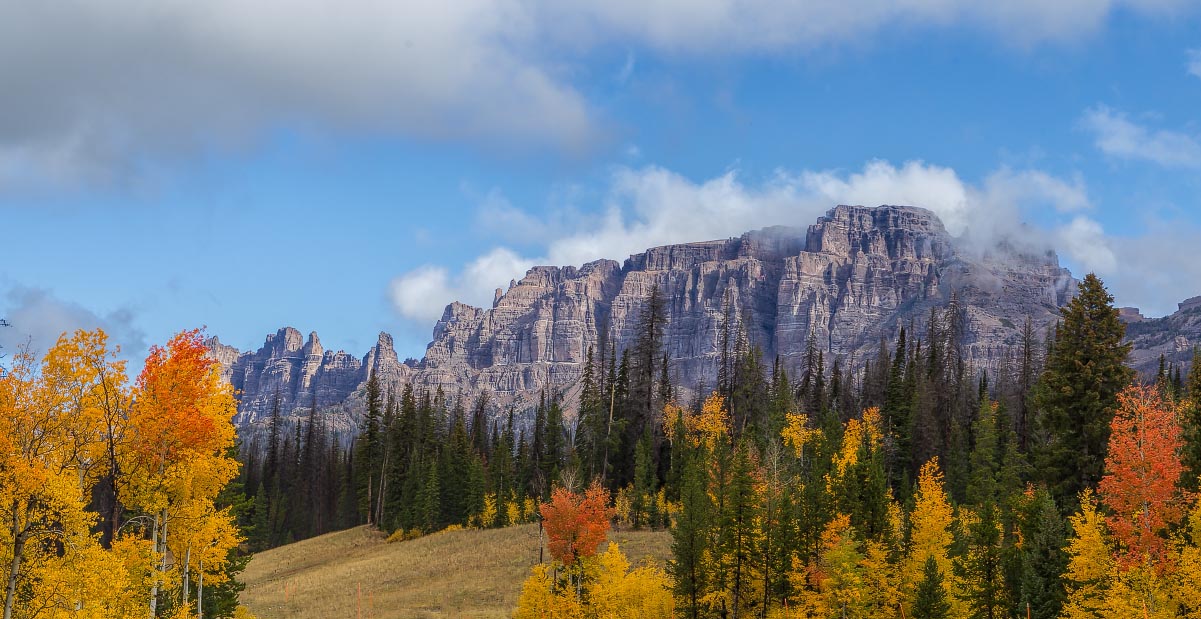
[209,204,1111,434]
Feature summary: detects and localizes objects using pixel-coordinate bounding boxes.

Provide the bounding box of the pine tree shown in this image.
[913,556,952,619]
[1016,316,1039,452]
[669,450,712,619]
[721,440,761,618]
[416,457,441,532]
[956,503,1005,619]
[542,395,565,486]
[884,327,911,494]
[355,372,384,524]
[579,345,605,479]
[1012,487,1067,619]
[966,400,1001,506]
[1184,348,1201,492]
[1033,273,1133,510]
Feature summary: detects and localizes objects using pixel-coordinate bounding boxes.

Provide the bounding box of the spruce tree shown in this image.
[914,555,952,619]
[884,327,911,494]
[670,449,711,619]
[956,503,1004,619]
[1033,273,1133,509]
[1184,348,1201,492]
[1013,487,1067,619]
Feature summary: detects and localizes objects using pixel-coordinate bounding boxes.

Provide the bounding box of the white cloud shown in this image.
[1188,48,1201,79]
[799,160,971,233]
[1105,220,1201,316]
[1056,216,1117,274]
[390,159,1098,322]
[979,168,1090,213]
[1081,105,1201,168]
[390,248,535,323]
[0,286,146,361]
[0,0,594,190]
[2,1,1195,189]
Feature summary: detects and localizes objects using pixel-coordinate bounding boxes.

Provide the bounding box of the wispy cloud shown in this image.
[0,286,146,361]
[1080,105,1201,168]
[389,159,1096,323]
[1189,48,1201,79]
[2,1,1195,190]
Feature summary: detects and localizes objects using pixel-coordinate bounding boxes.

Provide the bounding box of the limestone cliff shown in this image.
[211,204,1174,434]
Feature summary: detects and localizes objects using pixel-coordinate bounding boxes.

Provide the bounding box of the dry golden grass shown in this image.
[240,523,672,619]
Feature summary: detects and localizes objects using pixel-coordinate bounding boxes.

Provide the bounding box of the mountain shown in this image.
[1119,296,1201,376]
[208,204,1187,434]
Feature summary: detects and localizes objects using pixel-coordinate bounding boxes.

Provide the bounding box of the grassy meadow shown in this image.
[240,523,672,619]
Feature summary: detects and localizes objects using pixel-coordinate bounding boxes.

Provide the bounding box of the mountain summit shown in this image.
[209,204,1184,432]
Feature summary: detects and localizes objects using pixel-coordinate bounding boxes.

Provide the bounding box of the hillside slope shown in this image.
[240,524,672,619]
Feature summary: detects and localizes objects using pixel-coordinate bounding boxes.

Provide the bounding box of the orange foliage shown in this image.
[129,328,231,470]
[540,482,612,566]
[1099,384,1189,568]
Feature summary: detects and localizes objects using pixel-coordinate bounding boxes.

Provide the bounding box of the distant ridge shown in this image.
[209,204,1194,435]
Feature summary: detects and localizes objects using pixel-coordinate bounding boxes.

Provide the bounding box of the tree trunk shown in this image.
[182,544,191,610]
[4,502,26,619]
[197,561,204,619]
[150,512,160,618]
[366,477,373,526]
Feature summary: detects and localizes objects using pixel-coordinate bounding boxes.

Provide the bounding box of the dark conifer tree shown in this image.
[1183,348,1201,492]
[884,327,911,494]
[956,502,1005,619]
[1010,487,1067,619]
[670,449,711,619]
[914,556,952,619]
[1033,273,1132,509]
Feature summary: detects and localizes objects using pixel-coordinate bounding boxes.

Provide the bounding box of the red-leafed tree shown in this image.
[1099,384,1189,568]
[540,482,612,566]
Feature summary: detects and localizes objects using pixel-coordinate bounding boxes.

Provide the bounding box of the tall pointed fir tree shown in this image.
[1184,347,1201,492]
[1033,273,1133,509]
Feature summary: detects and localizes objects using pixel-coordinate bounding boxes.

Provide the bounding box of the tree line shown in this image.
[241,273,1201,618]
[513,273,1201,618]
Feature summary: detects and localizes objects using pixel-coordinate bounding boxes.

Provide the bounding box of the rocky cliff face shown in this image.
[207,328,411,434]
[1120,297,1201,376]
[212,204,1175,434]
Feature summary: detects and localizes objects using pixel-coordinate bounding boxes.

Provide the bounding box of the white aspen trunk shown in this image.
[197,561,203,619]
[149,512,160,618]
[182,544,191,609]
[3,505,23,619]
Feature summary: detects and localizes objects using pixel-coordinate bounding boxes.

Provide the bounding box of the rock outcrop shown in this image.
[211,204,1181,435]
[1121,297,1201,376]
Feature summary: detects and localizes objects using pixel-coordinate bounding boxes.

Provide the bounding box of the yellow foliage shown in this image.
[512,543,674,619]
[1178,494,1201,617]
[780,412,821,459]
[1062,490,1117,619]
[861,540,903,619]
[905,458,955,601]
[686,392,730,448]
[507,492,524,526]
[479,493,498,528]
[513,563,585,619]
[588,543,675,618]
[812,515,867,618]
[614,486,635,529]
[232,606,258,619]
[831,408,883,479]
[662,401,686,436]
[0,329,244,618]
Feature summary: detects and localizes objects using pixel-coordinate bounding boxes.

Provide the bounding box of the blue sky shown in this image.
[3,1,1201,364]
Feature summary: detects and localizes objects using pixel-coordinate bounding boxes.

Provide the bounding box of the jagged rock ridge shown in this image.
[211,204,1162,433]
